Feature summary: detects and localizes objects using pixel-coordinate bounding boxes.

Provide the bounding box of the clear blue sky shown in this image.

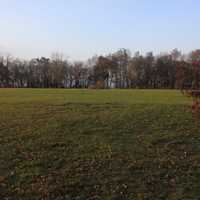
[0,0,199,60]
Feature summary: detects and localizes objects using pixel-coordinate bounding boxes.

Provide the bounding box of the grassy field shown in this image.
[1,89,200,200]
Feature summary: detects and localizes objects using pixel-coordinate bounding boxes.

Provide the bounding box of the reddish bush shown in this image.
[183,90,200,118]
[180,62,200,118]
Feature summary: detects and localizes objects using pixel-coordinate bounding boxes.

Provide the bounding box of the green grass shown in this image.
[0,89,200,199]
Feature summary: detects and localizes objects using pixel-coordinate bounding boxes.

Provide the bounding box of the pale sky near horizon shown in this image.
[0,0,199,60]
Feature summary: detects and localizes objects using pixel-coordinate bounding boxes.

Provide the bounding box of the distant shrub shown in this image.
[95,80,105,89]
[181,90,200,118]
[180,62,200,118]
[88,80,105,89]
[188,90,200,117]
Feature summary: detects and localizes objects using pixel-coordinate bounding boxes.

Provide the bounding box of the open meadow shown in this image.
[1,89,200,199]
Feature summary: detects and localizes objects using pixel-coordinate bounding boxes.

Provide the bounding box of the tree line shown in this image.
[0,49,200,89]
